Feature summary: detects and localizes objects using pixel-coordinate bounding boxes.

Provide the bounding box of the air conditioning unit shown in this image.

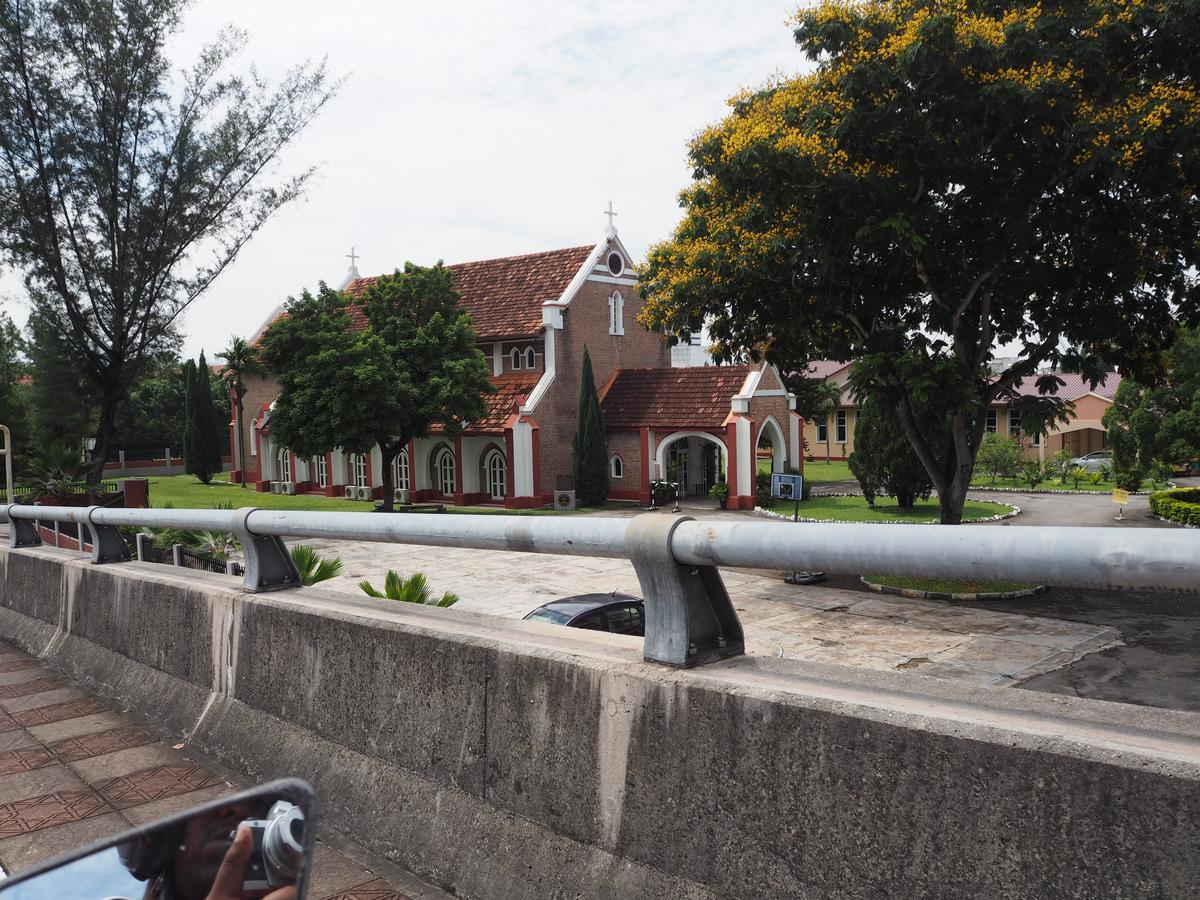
[344,485,356,499]
[356,485,373,501]
[394,488,409,504]
[270,482,281,494]
[281,482,296,495]
[554,490,576,511]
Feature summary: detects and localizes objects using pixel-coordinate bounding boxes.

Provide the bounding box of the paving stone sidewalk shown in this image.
[0,641,447,899]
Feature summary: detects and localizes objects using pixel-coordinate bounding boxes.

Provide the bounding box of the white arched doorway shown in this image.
[757,415,787,474]
[432,445,456,497]
[653,431,729,500]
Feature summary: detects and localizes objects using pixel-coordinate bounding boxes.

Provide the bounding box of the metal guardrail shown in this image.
[1,503,1197,667]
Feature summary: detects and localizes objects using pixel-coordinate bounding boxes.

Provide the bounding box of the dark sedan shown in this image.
[523,593,645,636]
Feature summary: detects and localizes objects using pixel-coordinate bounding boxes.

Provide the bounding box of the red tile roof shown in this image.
[803,360,851,380]
[600,365,752,429]
[472,374,540,431]
[342,245,593,340]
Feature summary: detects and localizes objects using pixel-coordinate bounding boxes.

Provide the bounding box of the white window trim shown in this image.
[510,347,522,370]
[393,448,410,491]
[524,347,536,369]
[316,455,327,488]
[816,419,829,443]
[354,453,368,488]
[484,449,506,501]
[435,447,456,496]
[835,410,847,444]
[986,409,998,433]
[608,291,624,336]
[610,455,624,479]
[250,420,258,457]
[279,452,291,482]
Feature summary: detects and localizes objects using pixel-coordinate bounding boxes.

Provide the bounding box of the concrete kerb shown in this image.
[859,575,1046,603]
[2,544,1200,898]
[755,503,1021,525]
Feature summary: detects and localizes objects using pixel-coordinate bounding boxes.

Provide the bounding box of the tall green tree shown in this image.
[217,336,266,487]
[849,395,937,510]
[640,0,1200,523]
[572,348,609,506]
[113,353,187,457]
[184,352,223,484]
[262,265,492,512]
[0,311,30,473]
[1103,327,1200,471]
[0,0,336,483]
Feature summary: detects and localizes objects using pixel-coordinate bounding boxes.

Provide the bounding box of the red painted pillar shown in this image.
[504,428,517,507]
[725,420,739,508]
[639,427,652,506]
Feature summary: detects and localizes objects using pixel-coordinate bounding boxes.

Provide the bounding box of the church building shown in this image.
[229,220,802,510]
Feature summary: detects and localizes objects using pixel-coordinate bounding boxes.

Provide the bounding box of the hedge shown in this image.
[1148,487,1200,527]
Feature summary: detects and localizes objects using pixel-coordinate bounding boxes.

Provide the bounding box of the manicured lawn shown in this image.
[765,495,1013,523]
[866,575,1037,594]
[144,474,618,516]
[756,459,854,482]
[969,475,1170,492]
[802,459,854,482]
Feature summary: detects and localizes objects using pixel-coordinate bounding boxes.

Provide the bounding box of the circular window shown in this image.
[607,251,624,277]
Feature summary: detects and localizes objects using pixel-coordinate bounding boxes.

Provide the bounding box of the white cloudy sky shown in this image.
[0,1,808,358]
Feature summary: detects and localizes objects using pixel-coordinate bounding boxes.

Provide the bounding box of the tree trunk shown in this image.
[235,389,247,488]
[378,437,406,513]
[87,389,120,487]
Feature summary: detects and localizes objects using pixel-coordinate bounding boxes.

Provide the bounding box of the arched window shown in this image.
[524,346,536,369]
[316,455,328,488]
[510,347,522,370]
[278,451,291,482]
[434,447,456,496]
[484,449,507,501]
[392,448,410,491]
[608,291,624,335]
[250,420,258,457]
[353,453,368,487]
[610,455,623,479]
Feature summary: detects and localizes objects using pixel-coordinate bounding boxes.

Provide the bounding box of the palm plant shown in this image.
[289,545,343,586]
[25,439,86,500]
[358,571,459,607]
[216,337,266,487]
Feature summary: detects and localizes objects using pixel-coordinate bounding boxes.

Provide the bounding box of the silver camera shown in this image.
[239,800,306,895]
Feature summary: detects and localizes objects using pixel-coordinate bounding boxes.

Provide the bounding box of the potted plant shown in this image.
[709,481,729,509]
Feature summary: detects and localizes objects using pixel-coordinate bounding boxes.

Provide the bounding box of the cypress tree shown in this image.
[185,352,224,484]
[572,347,609,506]
[180,358,197,465]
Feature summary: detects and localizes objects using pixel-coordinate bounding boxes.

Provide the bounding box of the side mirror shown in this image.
[0,778,315,900]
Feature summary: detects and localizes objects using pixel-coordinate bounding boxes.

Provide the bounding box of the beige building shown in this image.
[801,362,1121,462]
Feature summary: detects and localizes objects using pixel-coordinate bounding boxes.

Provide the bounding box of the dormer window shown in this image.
[524,347,536,369]
[607,251,625,277]
[510,347,522,370]
[608,291,624,336]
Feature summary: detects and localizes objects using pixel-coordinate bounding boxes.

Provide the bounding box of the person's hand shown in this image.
[205,825,297,900]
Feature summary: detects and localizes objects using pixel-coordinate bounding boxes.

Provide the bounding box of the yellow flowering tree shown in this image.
[640,0,1200,523]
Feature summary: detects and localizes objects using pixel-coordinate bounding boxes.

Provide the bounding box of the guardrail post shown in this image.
[231,507,301,592]
[171,544,182,567]
[4,504,40,548]
[84,506,130,564]
[135,532,149,562]
[625,513,744,667]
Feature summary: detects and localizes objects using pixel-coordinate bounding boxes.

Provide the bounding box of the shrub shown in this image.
[1148,487,1200,526]
[1020,460,1047,490]
[755,471,774,508]
[1069,465,1088,490]
[1115,468,1144,492]
[289,545,343,586]
[1148,460,1173,488]
[359,571,459,606]
[1050,448,1074,484]
[650,479,674,505]
[709,481,729,505]
[1087,471,1104,486]
[1098,463,1113,482]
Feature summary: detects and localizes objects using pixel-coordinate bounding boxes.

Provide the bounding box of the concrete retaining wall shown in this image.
[2,545,1200,898]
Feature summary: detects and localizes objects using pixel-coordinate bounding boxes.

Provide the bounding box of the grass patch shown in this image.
[867,575,1037,594]
[770,495,1012,523]
[755,459,854,482]
[144,474,617,516]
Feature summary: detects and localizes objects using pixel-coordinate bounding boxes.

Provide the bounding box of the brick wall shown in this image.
[230,374,281,483]
[539,280,670,494]
[606,430,642,500]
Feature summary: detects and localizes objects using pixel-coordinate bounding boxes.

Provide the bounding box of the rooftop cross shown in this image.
[604,201,618,231]
[346,246,360,267]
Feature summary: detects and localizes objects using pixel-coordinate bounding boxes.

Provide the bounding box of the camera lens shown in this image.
[261,803,305,882]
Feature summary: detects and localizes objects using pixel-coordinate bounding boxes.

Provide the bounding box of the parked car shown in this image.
[523,593,645,636]
[1070,450,1113,473]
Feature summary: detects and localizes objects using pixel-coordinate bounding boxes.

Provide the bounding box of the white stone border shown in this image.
[858,576,1045,602]
[754,502,1020,525]
[968,484,1169,496]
